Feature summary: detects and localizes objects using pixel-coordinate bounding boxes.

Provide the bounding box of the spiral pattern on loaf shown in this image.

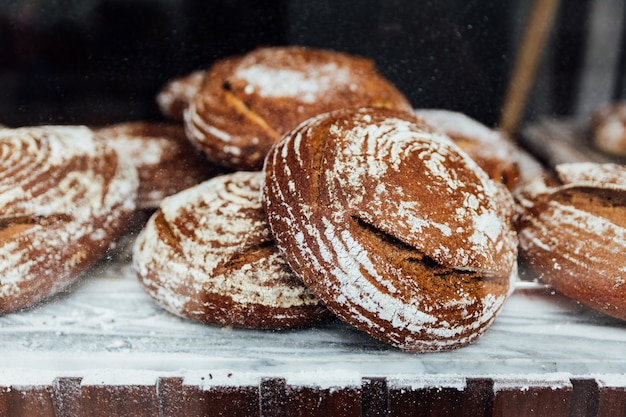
[517,162,626,321]
[263,108,518,351]
[133,171,328,329]
[414,109,521,190]
[1,126,138,313]
[183,46,413,170]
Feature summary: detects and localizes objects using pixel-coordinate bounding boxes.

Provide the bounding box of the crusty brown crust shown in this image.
[415,109,521,190]
[97,121,220,210]
[517,162,626,321]
[589,102,626,157]
[184,46,413,171]
[132,171,330,329]
[156,70,205,121]
[262,107,518,352]
[0,126,139,313]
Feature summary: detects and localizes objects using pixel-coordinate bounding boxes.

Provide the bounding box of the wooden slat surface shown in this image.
[492,378,572,417]
[1,376,625,416]
[284,385,360,417]
[596,384,626,417]
[569,378,600,417]
[54,377,83,417]
[388,385,465,416]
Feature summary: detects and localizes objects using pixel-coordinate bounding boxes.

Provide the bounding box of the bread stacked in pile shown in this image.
[2,46,624,352]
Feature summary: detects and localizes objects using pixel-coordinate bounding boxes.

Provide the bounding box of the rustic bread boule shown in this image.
[262,107,518,351]
[132,171,330,329]
[516,162,626,321]
[1,125,138,313]
[184,46,413,171]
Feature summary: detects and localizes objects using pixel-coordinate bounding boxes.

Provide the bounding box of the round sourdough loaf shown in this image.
[262,107,518,351]
[96,121,219,210]
[0,125,138,313]
[516,162,626,321]
[184,46,413,171]
[132,171,330,329]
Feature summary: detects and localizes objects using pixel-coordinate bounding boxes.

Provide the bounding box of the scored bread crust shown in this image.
[517,162,626,321]
[184,46,413,171]
[262,108,518,352]
[0,126,139,313]
[96,121,219,210]
[132,171,330,329]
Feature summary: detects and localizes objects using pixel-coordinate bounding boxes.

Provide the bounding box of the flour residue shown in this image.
[236,63,351,103]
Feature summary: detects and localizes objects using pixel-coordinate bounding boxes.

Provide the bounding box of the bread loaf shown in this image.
[1,126,138,313]
[133,171,330,328]
[262,107,518,351]
[184,46,413,170]
[516,162,626,321]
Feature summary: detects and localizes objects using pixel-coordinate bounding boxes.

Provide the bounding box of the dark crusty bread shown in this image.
[96,121,220,210]
[184,46,413,171]
[262,107,518,351]
[1,126,139,313]
[516,162,626,321]
[132,171,330,329]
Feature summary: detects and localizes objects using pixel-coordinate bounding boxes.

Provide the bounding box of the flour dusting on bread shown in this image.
[263,107,518,351]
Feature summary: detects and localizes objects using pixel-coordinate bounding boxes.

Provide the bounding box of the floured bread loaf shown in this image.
[262,107,518,351]
[590,102,626,157]
[184,46,413,171]
[97,121,219,210]
[0,126,138,313]
[156,70,205,121]
[516,162,626,321]
[132,171,330,329]
[415,109,521,190]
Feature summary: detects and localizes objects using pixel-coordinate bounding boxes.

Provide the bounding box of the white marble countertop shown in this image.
[1,237,625,387]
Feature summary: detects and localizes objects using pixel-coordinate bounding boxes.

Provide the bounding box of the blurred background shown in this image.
[0,0,624,130]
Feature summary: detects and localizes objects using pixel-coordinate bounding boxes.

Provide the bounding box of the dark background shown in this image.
[0,0,607,129]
